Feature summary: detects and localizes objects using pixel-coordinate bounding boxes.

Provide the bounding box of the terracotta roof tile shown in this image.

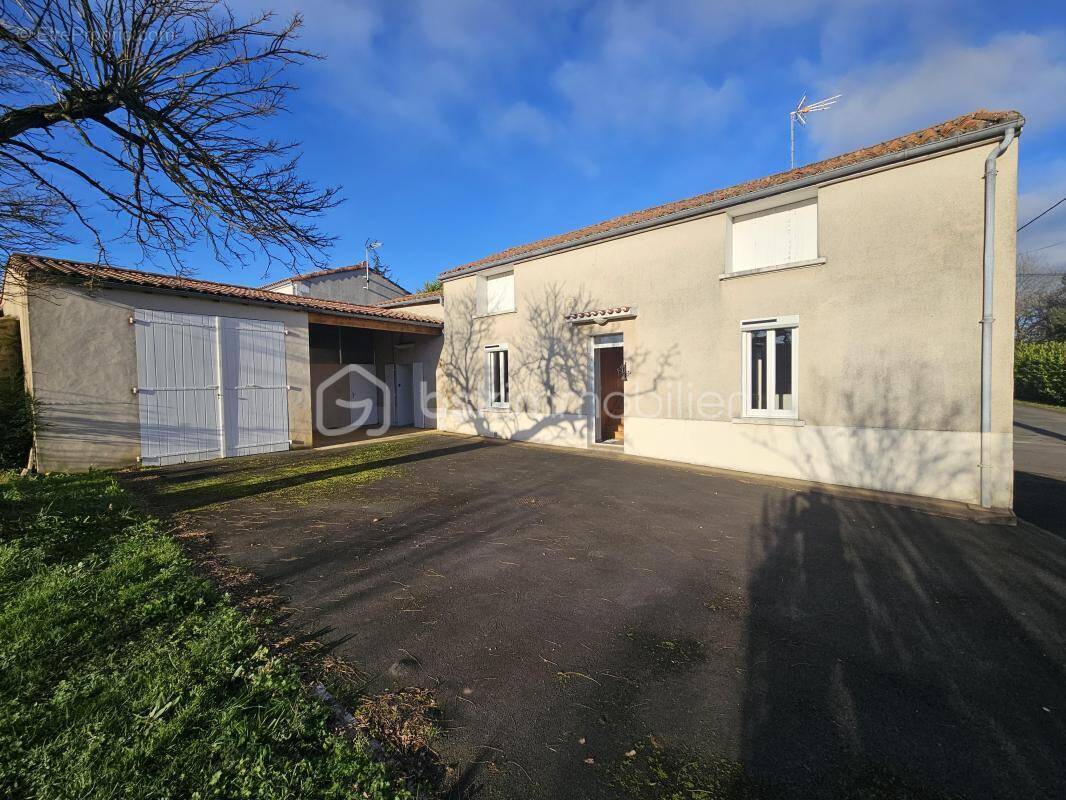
[3,253,442,328]
[376,289,442,308]
[440,110,1023,280]
[564,306,634,321]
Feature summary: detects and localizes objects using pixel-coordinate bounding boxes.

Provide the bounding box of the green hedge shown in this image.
[1015,341,1066,406]
[0,318,33,469]
[0,389,34,470]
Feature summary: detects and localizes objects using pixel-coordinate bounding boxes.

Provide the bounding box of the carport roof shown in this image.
[2,253,443,329]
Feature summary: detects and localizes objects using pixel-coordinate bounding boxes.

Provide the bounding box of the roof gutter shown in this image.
[442,119,1024,282]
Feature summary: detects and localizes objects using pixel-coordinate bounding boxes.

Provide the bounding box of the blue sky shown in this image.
[46,0,1066,291]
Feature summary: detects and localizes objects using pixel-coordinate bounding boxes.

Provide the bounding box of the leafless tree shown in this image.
[0,0,340,271]
[1016,253,1066,342]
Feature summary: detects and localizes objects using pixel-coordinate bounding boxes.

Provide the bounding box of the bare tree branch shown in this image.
[1016,253,1066,342]
[0,0,341,271]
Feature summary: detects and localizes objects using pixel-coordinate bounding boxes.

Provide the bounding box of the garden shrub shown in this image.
[0,388,34,470]
[1015,341,1066,406]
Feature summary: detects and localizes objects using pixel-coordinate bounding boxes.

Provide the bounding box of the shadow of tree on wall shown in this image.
[739,364,975,505]
[439,282,678,445]
[439,290,492,437]
[514,283,596,419]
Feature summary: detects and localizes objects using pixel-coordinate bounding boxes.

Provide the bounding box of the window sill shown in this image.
[731,416,805,427]
[474,309,517,319]
[481,405,512,413]
[720,257,826,281]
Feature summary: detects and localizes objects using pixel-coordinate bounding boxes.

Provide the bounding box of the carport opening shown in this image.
[308,321,437,448]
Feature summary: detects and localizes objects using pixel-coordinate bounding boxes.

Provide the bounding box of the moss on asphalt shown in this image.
[125,436,429,512]
[601,739,965,800]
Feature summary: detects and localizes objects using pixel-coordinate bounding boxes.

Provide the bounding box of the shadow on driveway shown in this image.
[136,432,1066,799]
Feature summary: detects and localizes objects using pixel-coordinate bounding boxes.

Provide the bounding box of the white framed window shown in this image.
[478,270,515,316]
[741,317,798,418]
[730,198,817,272]
[485,344,510,408]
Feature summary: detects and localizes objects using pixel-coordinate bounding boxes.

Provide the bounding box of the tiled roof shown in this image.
[440,109,1023,280]
[261,262,407,292]
[376,289,442,308]
[3,253,442,327]
[564,306,634,321]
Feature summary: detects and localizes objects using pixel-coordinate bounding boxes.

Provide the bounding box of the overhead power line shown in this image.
[1018,196,1066,232]
[1021,240,1066,255]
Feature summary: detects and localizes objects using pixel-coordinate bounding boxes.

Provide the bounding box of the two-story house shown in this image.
[435,110,1023,511]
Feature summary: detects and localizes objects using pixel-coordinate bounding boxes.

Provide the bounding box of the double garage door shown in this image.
[134,310,290,466]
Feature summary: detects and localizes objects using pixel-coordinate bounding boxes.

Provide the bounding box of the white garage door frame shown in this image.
[220,317,291,458]
[134,310,290,466]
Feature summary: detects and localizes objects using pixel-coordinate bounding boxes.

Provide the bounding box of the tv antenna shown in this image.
[364,238,382,288]
[790,93,841,169]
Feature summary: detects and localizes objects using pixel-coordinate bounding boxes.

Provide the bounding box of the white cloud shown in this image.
[233,0,832,145]
[549,1,744,134]
[491,101,558,144]
[1018,159,1066,269]
[808,31,1066,155]
[227,0,382,49]
[224,1,1066,194]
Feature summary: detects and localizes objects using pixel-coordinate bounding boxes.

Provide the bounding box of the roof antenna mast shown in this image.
[790,93,841,169]
[364,238,382,289]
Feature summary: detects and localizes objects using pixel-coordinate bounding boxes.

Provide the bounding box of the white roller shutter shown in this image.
[731,198,818,272]
[484,271,515,314]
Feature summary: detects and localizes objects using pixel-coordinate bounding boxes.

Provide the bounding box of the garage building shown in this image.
[0,254,443,471]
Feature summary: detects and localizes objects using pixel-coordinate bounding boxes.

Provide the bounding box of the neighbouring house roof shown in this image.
[440,109,1024,281]
[375,289,442,308]
[260,262,407,292]
[2,253,443,328]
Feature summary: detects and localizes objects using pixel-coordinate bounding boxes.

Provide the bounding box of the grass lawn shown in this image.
[0,468,422,800]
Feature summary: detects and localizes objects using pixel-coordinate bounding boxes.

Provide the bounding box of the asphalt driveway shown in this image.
[126,424,1066,800]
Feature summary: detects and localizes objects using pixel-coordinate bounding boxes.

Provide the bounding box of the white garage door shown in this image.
[135,310,289,466]
[220,317,290,458]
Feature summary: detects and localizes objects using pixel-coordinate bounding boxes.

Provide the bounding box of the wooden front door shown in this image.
[598,346,625,442]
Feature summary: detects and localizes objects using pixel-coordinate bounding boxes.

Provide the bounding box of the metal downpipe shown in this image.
[980,125,1016,508]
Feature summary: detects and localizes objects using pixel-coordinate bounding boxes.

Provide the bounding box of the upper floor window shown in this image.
[730,198,817,272]
[478,270,515,315]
